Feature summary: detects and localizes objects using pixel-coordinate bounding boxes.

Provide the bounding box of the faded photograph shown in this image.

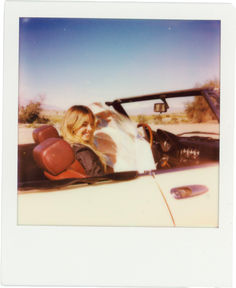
[18,18,220,227]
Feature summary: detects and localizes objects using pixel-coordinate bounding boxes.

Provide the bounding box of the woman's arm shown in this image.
[73,145,105,177]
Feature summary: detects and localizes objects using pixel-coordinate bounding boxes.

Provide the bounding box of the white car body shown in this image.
[18,163,218,227]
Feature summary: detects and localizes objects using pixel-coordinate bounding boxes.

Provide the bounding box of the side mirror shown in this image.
[154,103,168,113]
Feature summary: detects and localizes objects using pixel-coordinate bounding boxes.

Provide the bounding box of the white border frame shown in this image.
[2,1,235,286]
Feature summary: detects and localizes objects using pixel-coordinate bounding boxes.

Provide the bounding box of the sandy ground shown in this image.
[18,122,219,144]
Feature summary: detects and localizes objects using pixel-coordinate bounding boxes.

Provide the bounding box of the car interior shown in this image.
[18,89,220,190]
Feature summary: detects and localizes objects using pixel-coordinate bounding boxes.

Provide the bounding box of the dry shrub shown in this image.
[185,79,220,123]
[18,101,49,124]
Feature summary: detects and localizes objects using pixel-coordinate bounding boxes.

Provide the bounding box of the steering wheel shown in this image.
[137,123,153,148]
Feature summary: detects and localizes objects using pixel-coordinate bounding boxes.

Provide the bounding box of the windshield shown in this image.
[89,103,156,173]
[121,95,219,138]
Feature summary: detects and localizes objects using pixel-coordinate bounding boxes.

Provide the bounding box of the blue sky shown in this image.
[19,18,220,111]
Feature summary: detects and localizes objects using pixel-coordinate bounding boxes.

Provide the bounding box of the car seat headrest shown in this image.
[33,138,75,176]
[33,125,60,144]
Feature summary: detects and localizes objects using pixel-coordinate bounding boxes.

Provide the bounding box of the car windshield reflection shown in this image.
[89,102,156,173]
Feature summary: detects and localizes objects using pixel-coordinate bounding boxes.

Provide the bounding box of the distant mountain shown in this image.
[19,99,64,111]
[41,104,64,111]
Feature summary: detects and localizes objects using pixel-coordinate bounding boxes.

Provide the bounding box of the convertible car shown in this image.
[18,88,220,227]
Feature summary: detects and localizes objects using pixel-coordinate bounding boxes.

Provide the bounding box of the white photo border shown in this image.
[2,1,235,286]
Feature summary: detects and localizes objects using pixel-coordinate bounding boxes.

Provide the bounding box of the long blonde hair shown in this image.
[61,105,106,170]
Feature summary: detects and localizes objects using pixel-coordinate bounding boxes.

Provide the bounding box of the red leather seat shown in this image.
[33,125,60,144]
[32,125,87,180]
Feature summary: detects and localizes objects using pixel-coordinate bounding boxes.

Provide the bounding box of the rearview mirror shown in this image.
[154,103,168,113]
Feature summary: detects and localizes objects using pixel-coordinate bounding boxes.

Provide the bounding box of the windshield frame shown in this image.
[105,88,220,122]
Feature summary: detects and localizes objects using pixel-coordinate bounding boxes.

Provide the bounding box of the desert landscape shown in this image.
[18,121,219,145]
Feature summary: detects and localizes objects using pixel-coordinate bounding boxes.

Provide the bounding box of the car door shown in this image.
[152,164,219,227]
[18,174,174,227]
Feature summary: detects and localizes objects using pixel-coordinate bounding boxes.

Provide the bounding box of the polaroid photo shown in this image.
[2,0,235,286]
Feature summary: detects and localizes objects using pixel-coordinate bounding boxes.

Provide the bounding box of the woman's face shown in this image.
[74,114,94,143]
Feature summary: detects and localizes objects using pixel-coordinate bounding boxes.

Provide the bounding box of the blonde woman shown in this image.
[61,105,106,177]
